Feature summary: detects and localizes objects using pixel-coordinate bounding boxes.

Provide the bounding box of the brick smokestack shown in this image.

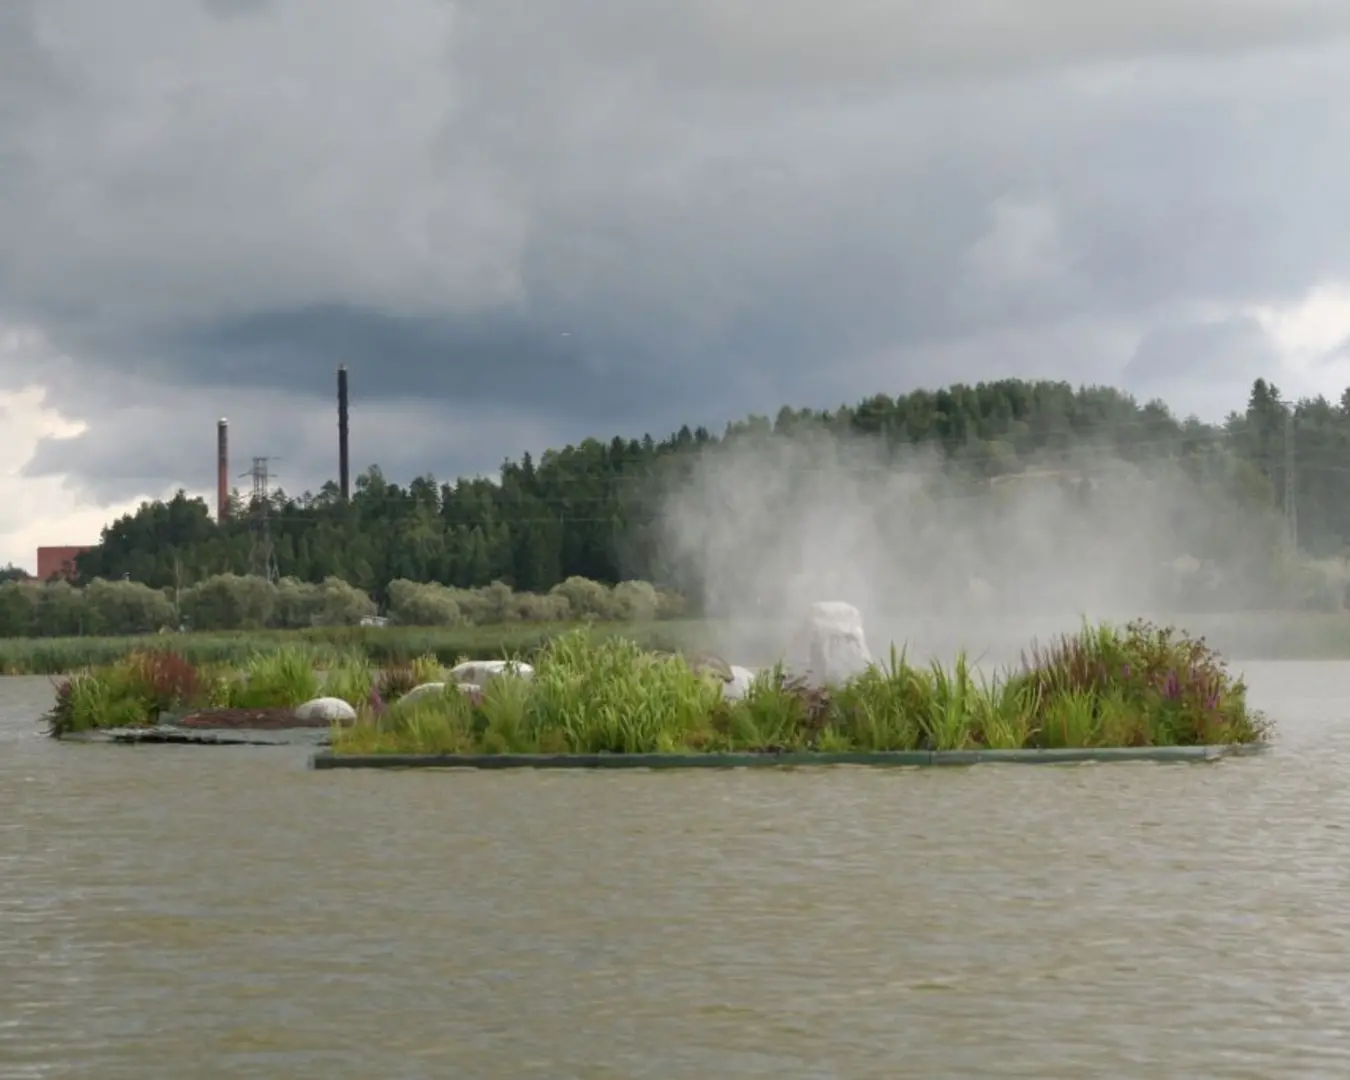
[338,364,350,501]
[217,418,229,523]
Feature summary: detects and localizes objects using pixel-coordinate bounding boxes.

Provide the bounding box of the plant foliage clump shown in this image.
[44,646,383,735]
[332,620,1271,756]
[43,619,1268,750]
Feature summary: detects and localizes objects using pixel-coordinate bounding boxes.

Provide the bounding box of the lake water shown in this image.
[3,663,1350,1078]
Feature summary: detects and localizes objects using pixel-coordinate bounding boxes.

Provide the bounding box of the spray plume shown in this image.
[653,425,1285,666]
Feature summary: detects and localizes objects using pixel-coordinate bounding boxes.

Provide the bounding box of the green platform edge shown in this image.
[309,744,1267,770]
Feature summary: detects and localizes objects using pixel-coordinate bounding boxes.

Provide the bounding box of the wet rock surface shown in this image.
[63,725,333,746]
[176,707,337,730]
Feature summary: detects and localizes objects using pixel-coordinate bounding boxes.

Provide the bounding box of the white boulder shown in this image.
[293,696,358,722]
[448,659,534,684]
[397,681,485,707]
[723,664,757,702]
[399,681,448,705]
[785,601,874,686]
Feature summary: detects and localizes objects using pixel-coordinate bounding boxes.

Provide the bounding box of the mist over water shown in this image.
[654,427,1285,666]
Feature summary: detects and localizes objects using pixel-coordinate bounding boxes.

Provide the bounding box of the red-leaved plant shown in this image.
[125,648,202,719]
[1020,619,1266,746]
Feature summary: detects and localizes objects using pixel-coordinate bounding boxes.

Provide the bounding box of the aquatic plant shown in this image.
[1020,618,1267,747]
[228,646,322,709]
[324,652,376,707]
[125,648,202,716]
[42,619,1270,751]
[331,621,1271,756]
[1,620,697,676]
[45,647,207,735]
[45,645,321,735]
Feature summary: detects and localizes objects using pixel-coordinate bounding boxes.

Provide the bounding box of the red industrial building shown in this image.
[36,546,93,582]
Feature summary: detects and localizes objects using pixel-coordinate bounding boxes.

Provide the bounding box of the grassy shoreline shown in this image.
[9,611,1350,676]
[45,621,1271,754]
[0,621,703,676]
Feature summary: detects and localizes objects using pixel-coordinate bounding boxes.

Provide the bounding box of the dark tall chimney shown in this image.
[217,418,229,523]
[337,365,350,501]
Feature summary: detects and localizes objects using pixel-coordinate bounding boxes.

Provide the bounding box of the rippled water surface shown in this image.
[3,664,1350,1078]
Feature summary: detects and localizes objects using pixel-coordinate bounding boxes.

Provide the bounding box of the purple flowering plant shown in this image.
[1019,618,1268,746]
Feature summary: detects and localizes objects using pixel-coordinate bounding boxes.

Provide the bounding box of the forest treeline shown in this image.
[5,376,1350,628]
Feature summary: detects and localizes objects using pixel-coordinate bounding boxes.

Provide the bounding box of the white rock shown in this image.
[723,665,757,702]
[785,601,874,687]
[399,681,448,705]
[448,659,534,684]
[293,696,358,722]
[397,681,485,707]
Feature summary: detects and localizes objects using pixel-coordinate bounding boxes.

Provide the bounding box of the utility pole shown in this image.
[1284,412,1298,555]
[242,456,280,582]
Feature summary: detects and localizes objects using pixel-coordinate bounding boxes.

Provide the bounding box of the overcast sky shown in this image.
[6,0,1350,571]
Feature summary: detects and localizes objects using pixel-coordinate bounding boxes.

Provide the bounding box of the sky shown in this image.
[6,0,1350,572]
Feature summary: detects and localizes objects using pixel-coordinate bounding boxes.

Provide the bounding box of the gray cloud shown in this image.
[17,373,586,508]
[1126,318,1278,383]
[202,0,272,18]
[457,0,1350,88]
[4,0,1350,503]
[1120,316,1281,420]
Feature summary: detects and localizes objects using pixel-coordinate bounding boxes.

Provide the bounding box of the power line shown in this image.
[241,456,280,583]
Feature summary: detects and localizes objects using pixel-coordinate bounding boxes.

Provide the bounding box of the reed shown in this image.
[17,611,1350,678]
[44,645,365,735]
[227,646,324,709]
[2,620,702,676]
[332,620,1271,756]
[41,619,1270,750]
[47,647,214,735]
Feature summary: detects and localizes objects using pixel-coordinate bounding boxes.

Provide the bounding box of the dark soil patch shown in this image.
[176,707,342,730]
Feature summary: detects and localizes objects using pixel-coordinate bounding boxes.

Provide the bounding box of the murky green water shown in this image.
[3,664,1350,1078]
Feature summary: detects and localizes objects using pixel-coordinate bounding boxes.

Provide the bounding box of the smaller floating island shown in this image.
[46,603,1271,762]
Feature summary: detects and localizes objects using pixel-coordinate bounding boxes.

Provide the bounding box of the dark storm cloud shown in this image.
[18,388,584,507]
[5,0,1350,503]
[0,1,71,202]
[149,303,723,427]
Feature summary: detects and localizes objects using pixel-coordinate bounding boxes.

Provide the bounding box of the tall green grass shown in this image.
[42,638,467,735]
[45,645,380,735]
[227,647,324,709]
[42,618,1271,750]
[334,620,1271,756]
[47,648,216,735]
[18,610,1350,677]
[2,620,702,676]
